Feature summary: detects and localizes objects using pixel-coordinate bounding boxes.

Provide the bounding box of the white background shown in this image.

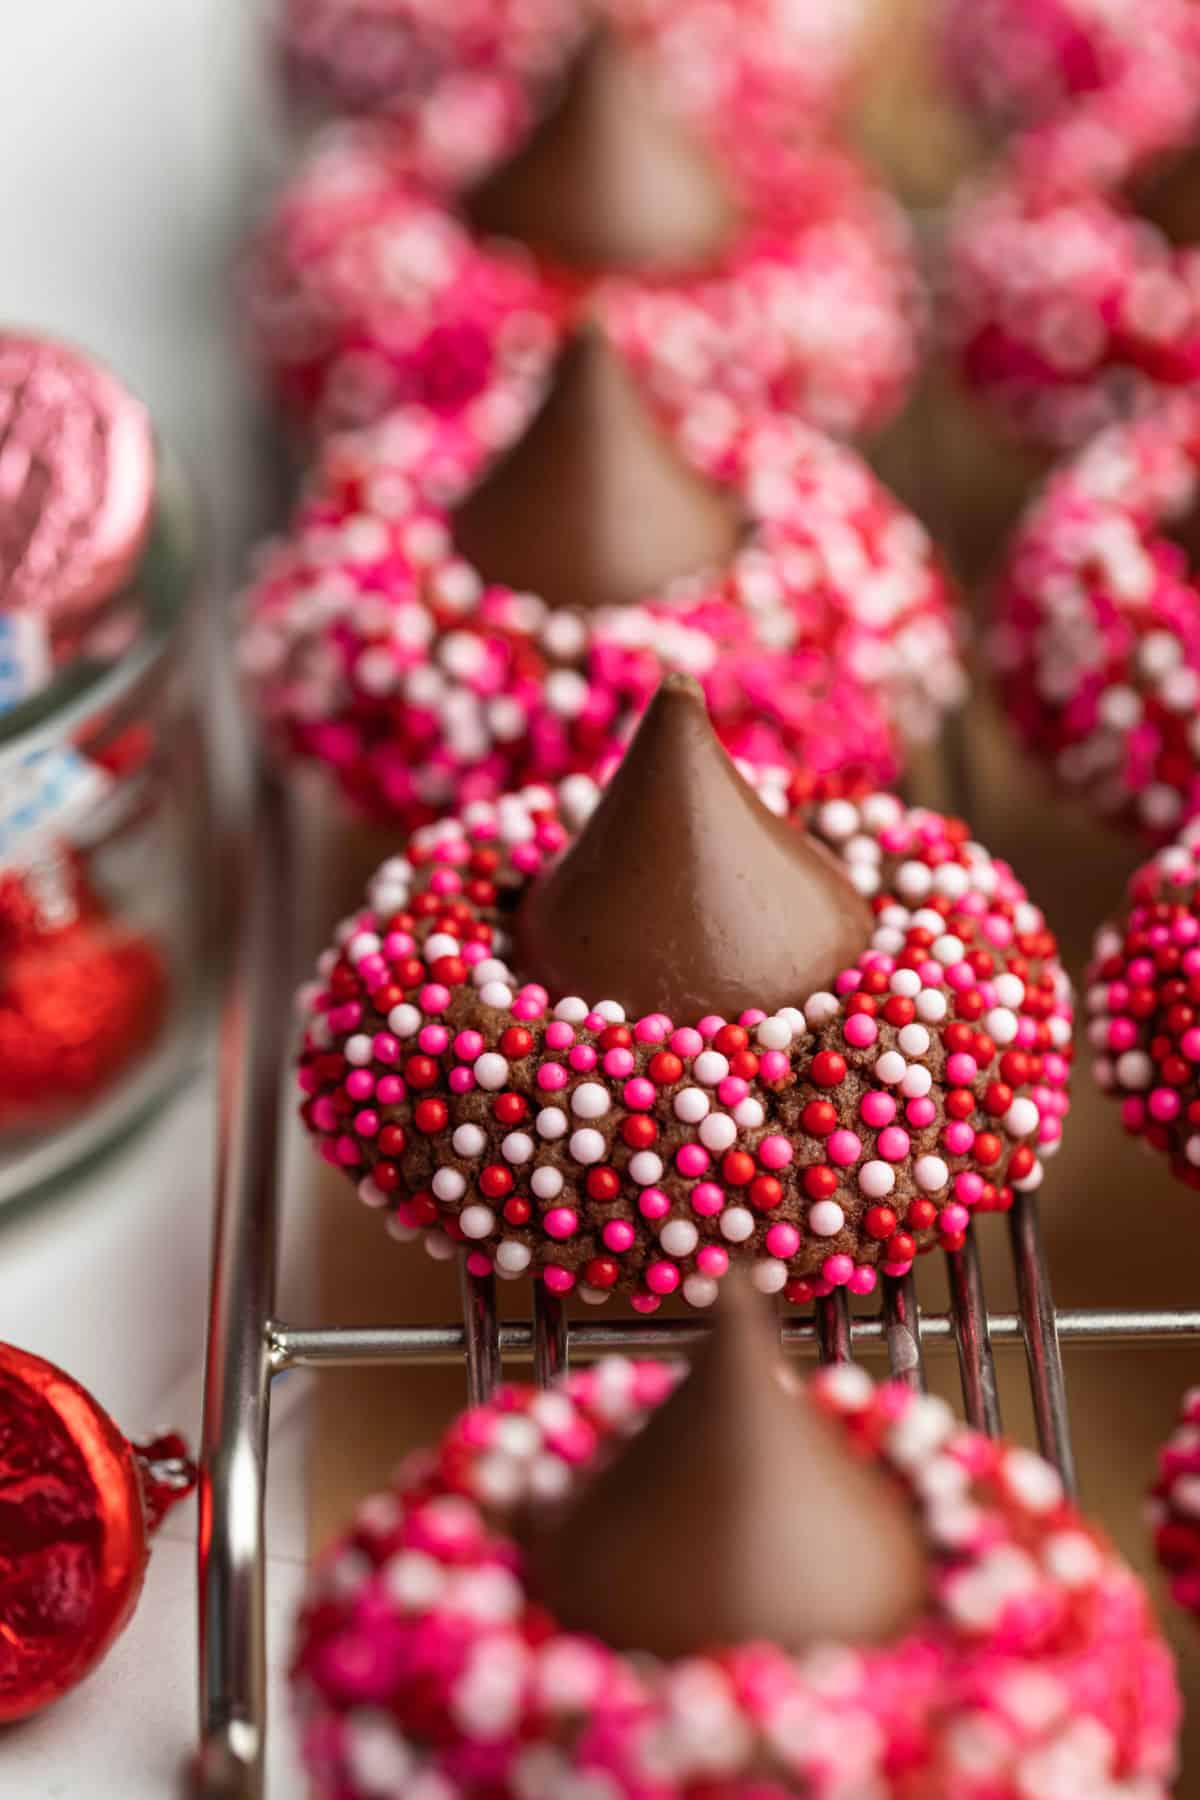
[0,4,308,1792]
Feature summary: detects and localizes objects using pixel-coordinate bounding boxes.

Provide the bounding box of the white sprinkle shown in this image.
[808,1200,845,1237]
[660,1219,699,1258]
[473,1053,509,1091]
[699,1113,737,1153]
[753,1258,788,1294]
[719,1206,755,1243]
[674,1087,710,1123]
[495,1239,531,1274]
[569,1128,606,1165]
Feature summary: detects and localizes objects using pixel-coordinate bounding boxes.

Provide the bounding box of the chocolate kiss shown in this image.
[512,674,873,1022]
[464,28,737,271]
[452,329,743,615]
[525,1279,929,1657]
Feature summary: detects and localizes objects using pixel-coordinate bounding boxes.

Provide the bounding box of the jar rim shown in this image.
[0,449,197,775]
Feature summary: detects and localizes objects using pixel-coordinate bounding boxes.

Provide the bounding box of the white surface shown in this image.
[0,3,308,1793]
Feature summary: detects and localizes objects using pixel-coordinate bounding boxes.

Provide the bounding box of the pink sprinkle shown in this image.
[844,1012,878,1048]
[1121,1095,1147,1130]
[696,1245,729,1276]
[545,1022,574,1050]
[823,1254,854,1285]
[568,1045,597,1072]
[511,995,542,1020]
[376,1076,406,1104]
[860,1091,895,1127]
[454,1030,484,1060]
[635,1015,669,1044]
[537,1062,569,1091]
[671,1027,703,1057]
[638,1188,671,1221]
[602,1220,635,1252]
[353,1109,379,1137]
[419,983,450,1012]
[346,1070,375,1101]
[1182,1028,1200,1061]
[946,1052,978,1084]
[372,1033,399,1064]
[877,1125,910,1162]
[544,1207,579,1240]
[449,1068,475,1094]
[645,1261,680,1295]
[631,1293,661,1314]
[676,1144,710,1177]
[848,1266,877,1295]
[758,1134,793,1170]
[828,1129,862,1167]
[418,1025,449,1053]
[624,1078,656,1110]
[766,1222,800,1257]
[1149,1088,1181,1121]
[759,1050,790,1082]
[697,1015,725,1039]
[466,1251,492,1277]
[603,1048,635,1077]
[691,1182,725,1217]
[543,1266,575,1295]
[944,1121,975,1155]
[718,1076,749,1106]
[383,931,415,957]
[955,1170,984,1205]
[940,1203,970,1234]
[335,1135,361,1167]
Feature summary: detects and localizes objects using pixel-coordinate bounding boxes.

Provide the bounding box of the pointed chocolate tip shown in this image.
[465,28,737,271]
[451,327,743,615]
[512,676,873,1022]
[527,1280,929,1657]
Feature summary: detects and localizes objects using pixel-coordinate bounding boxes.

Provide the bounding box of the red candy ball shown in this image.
[0,1345,195,1722]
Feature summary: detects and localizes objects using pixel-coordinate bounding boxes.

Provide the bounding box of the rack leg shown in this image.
[459,1260,501,1405]
[532,1285,568,1387]
[1009,1191,1078,1497]
[814,1290,854,1364]
[881,1273,926,1391]
[196,775,292,1799]
[946,1234,1003,1436]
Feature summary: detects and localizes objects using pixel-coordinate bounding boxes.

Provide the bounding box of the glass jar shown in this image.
[0,452,210,1203]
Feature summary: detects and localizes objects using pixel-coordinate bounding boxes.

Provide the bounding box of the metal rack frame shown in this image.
[194,768,1200,1797]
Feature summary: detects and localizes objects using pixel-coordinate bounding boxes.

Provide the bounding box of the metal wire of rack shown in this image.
[193,764,1199,1798]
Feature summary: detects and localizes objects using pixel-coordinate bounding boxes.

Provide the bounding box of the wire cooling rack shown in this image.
[193,765,1200,1798]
